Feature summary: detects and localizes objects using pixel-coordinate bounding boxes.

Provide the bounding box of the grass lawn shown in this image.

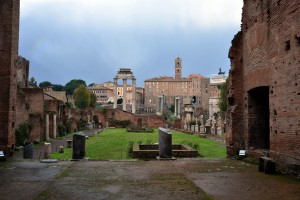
[51,128,226,160]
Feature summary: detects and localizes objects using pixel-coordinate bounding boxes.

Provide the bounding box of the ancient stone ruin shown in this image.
[227,0,300,172]
[0,0,19,154]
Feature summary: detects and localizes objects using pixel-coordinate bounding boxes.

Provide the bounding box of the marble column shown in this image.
[113,78,118,109]
[177,99,181,118]
[132,78,136,114]
[160,96,164,112]
[122,79,127,111]
[53,114,57,139]
[45,114,49,141]
[174,97,177,116]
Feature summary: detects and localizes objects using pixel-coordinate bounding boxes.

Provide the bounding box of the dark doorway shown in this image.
[248,86,270,149]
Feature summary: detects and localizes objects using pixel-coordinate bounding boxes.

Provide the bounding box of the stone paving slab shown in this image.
[1,159,299,200]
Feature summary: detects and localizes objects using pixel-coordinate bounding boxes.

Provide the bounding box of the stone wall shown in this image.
[227,0,300,170]
[0,0,20,153]
[107,109,165,128]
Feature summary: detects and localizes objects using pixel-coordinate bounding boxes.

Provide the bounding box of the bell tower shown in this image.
[174,57,182,79]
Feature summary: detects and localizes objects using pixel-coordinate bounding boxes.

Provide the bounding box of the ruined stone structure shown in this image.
[227,0,300,171]
[144,57,210,116]
[209,72,227,119]
[113,68,136,114]
[0,0,20,154]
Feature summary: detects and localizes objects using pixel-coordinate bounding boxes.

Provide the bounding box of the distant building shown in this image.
[87,86,113,104]
[209,72,227,118]
[144,57,210,115]
[87,82,144,107]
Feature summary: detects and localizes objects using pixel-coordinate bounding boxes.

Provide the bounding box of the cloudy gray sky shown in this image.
[19,0,243,87]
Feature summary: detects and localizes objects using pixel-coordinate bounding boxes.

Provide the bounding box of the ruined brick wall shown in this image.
[227,31,245,156]
[107,109,165,128]
[0,0,20,153]
[16,56,29,88]
[227,0,300,169]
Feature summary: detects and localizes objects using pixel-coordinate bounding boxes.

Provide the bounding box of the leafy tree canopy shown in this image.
[218,82,228,112]
[52,84,64,91]
[64,79,86,95]
[117,98,123,104]
[90,93,97,108]
[30,77,37,85]
[74,85,90,109]
[39,81,52,88]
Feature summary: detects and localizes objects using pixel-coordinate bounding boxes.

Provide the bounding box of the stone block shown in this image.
[72,132,86,159]
[158,128,172,158]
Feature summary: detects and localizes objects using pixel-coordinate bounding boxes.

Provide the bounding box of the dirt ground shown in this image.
[1,158,300,200]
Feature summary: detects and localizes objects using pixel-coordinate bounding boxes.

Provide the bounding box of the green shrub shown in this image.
[58,124,66,136]
[15,122,34,146]
[127,141,134,157]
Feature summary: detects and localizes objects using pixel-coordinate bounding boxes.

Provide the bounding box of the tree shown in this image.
[117,98,123,104]
[90,93,97,108]
[169,104,175,113]
[39,81,52,89]
[218,82,227,112]
[74,85,90,109]
[64,79,86,95]
[52,84,64,91]
[88,83,95,87]
[30,77,37,85]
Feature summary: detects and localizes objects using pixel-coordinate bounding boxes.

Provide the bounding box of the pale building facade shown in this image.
[209,72,227,118]
[144,57,210,115]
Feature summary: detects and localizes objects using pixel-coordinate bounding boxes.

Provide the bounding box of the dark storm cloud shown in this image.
[19,0,242,86]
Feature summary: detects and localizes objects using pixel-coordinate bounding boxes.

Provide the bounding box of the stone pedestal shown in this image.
[59,146,64,153]
[259,157,276,174]
[23,143,34,159]
[184,123,187,130]
[195,125,199,132]
[200,125,205,133]
[217,127,222,135]
[158,128,172,158]
[191,125,195,132]
[72,133,86,159]
[44,143,51,159]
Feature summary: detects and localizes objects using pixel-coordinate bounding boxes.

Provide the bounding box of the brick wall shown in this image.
[227,0,300,170]
[107,109,165,128]
[0,0,20,153]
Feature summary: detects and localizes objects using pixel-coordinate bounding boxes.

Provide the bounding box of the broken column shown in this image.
[53,114,57,139]
[132,78,136,114]
[44,142,51,159]
[158,128,172,158]
[113,78,118,109]
[45,113,49,140]
[72,132,86,159]
[122,78,127,111]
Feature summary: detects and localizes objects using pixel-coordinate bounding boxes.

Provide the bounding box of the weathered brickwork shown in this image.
[227,0,300,171]
[106,109,165,128]
[0,0,20,153]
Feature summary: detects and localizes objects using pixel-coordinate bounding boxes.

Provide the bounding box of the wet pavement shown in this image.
[1,129,300,200]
